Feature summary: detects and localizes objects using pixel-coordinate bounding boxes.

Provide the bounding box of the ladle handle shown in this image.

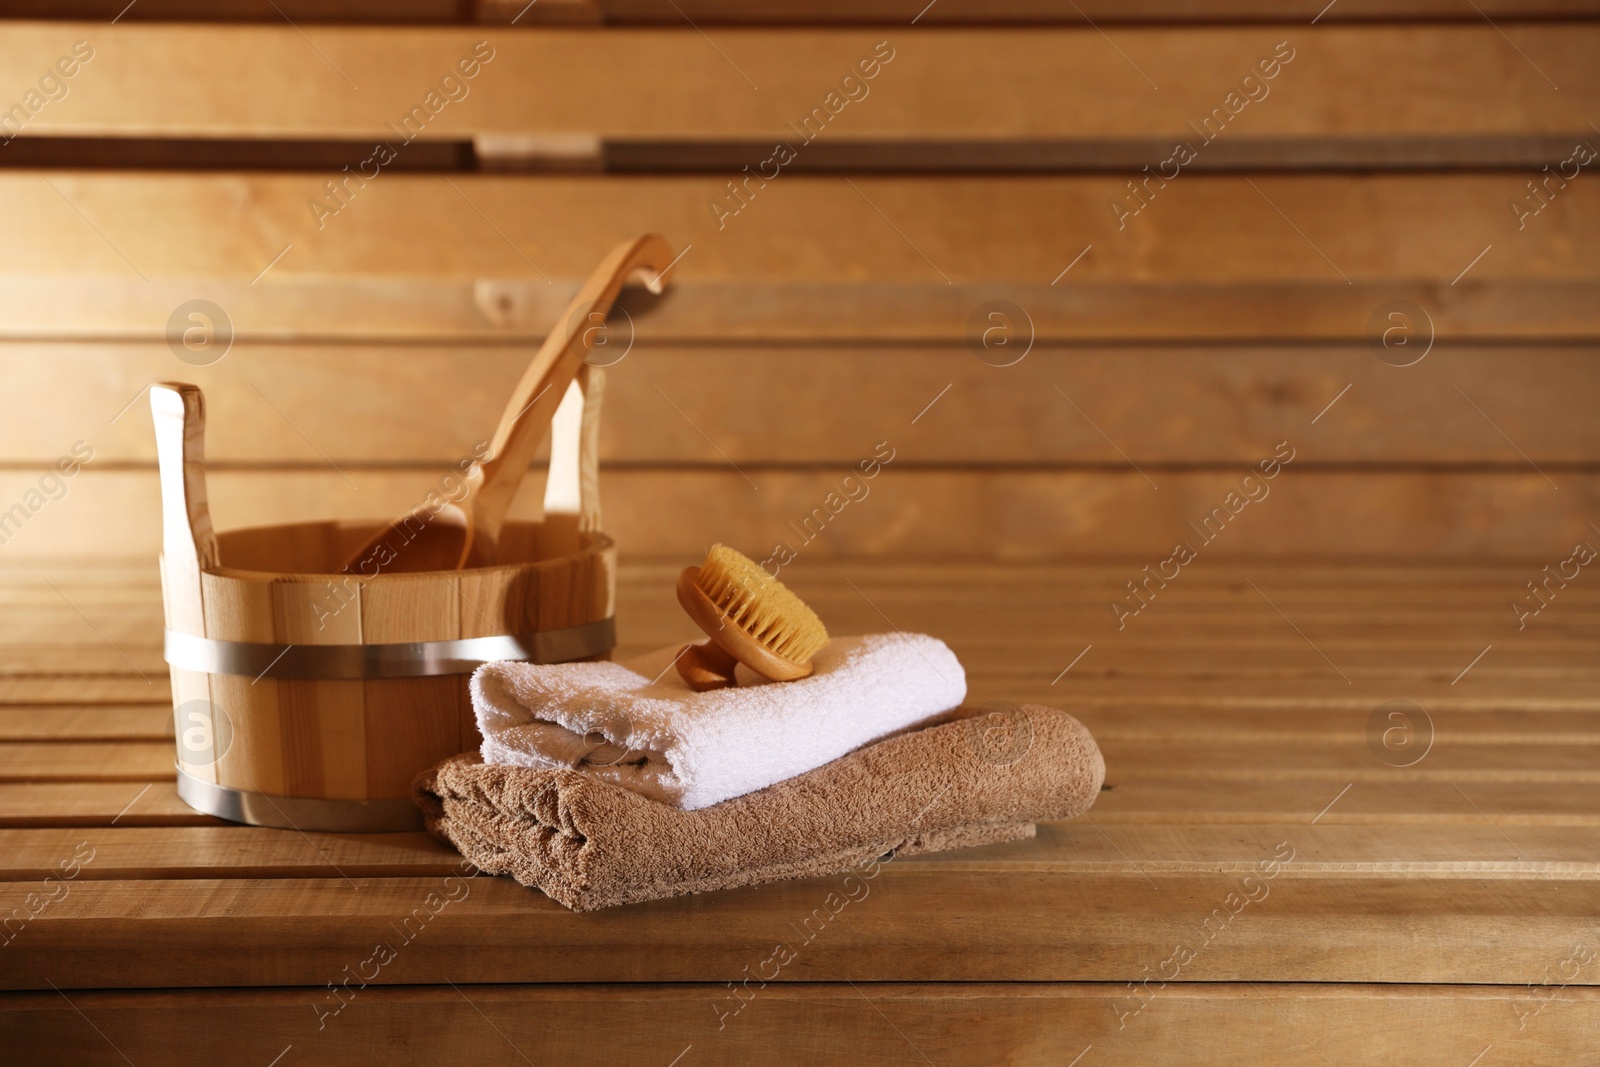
[472,234,676,561]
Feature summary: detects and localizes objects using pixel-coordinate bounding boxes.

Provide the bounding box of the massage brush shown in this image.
[675,545,829,691]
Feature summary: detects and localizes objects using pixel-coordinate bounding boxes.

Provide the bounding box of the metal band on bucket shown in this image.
[175,766,424,832]
[163,617,615,679]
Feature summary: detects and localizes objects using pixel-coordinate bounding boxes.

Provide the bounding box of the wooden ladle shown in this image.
[340,234,676,574]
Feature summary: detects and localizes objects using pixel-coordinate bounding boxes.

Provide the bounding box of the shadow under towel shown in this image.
[415,703,1105,911]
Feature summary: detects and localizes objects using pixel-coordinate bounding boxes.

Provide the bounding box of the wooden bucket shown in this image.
[152,372,615,832]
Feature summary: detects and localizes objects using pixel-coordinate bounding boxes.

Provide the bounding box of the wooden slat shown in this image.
[1094,739,1600,779]
[28,671,1600,709]
[0,648,166,675]
[601,0,1600,22]
[11,0,1600,21]
[3,982,1593,1067]
[18,576,1596,623]
[5,871,1597,988]
[579,0,1600,21]
[1,821,1596,882]
[1,467,1596,560]
[0,24,1593,143]
[16,0,1600,19]
[13,772,1600,828]
[10,731,1600,783]
[0,705,168,739]
[10,660,1600,698]
[0,826,460,880]
[9,669,1600,711]
[1094,778,1600,826]
[13,625,1596,661]
[15,132,1599,172]
[6,342,1599,465]
[5,560,1600,669]
[0,680,164,704]
[0,780,202,826]
[0,25,1593,146]
[0,175,1593,341]
[0,742,170,780]
[21,622,1595,664]
[11,569,1600,606]
[5,570,1599,654]
[4,1,464,21]
[595,134,1600,172]
[10,697,1600,742]
[12,651,1600,688]
[6,277,1592,344]
[1075,705,1600,740]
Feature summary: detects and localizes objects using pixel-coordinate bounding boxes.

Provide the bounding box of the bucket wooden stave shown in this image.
[153,374,616,832]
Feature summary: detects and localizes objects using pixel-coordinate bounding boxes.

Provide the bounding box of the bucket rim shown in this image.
[201,520,615,583]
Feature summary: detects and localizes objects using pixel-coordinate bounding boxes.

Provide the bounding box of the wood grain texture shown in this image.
[12,773,1600,828]
[7,558,1600,654]
[6,278,1593,345]
[0,705,169,740]
[5,871,1598,988]
[2,821,1597,882]
[1,983,1597,1067]
[589,0,1600,22]
[11,732,1600,784]
[0,3,1594,1054]
[0,175,1592,341]
[1,466,1595,560]
[29,669,1600,710]
[24,644,1598,686]
[0,25,1593,142]
[0,781,202,826]
[12,0,1600,21]
[0,561,1596,998]
[0,742,170,780]
[4,342,1596,465]
[144,510,615,803]
[4,0,462,20]
[0,565,1594,1066]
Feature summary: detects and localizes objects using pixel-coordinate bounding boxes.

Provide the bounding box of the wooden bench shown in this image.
[1,4,1596,1063]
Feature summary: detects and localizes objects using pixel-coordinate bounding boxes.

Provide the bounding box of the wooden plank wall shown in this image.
[0,6,1595,564]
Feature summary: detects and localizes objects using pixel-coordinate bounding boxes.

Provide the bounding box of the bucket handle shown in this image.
[542,362,604,548]
[148,375,607,572]
[150,382,218,631]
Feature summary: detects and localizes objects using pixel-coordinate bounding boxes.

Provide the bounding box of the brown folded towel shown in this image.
[414,703,1104,911]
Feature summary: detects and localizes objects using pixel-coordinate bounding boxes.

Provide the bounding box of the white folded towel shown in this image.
[470,632,966,810]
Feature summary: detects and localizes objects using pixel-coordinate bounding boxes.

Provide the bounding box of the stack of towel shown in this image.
[415,634,1105,910]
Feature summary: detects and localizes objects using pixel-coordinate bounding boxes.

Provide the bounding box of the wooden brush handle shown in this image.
[471,234,675,562]
[677,641,740,692]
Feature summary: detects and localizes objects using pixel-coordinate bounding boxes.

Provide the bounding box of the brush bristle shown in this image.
[695,544,829,664]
